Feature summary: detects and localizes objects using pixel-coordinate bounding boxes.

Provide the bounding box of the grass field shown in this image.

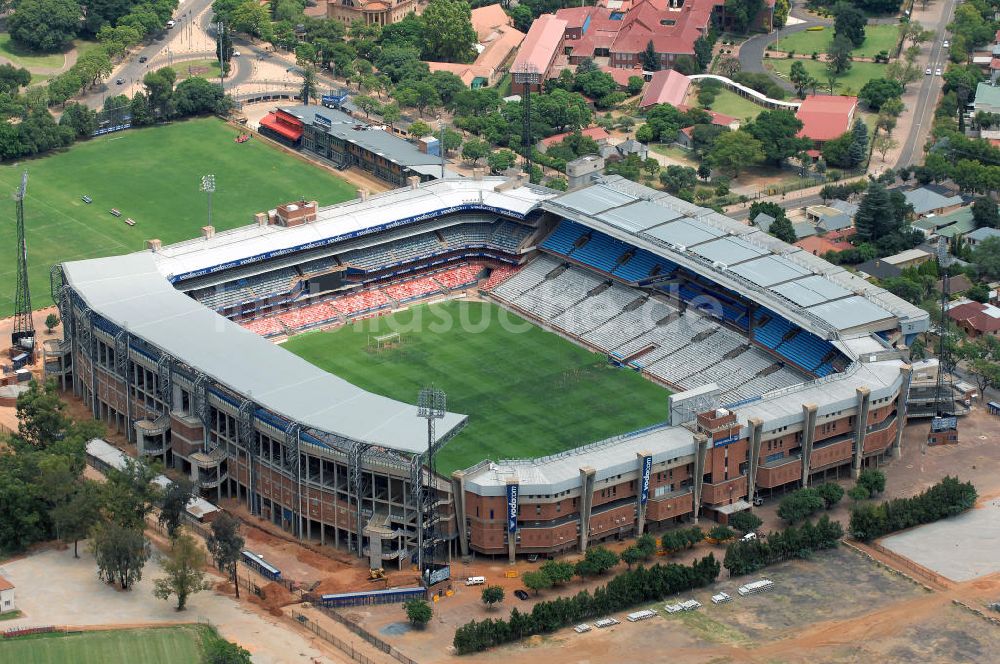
[172,59,222,81]
[0,625,208,663]
[0,117,355,317]
[703,88,765,121]
[0,32,65,69]
[767,58,886,95]
[283,301,671,473]
[650,143,699,165]
[774,24,900,59]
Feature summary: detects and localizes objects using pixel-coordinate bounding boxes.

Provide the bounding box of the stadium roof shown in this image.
[151,178,553,282]
[63,253,467,454]
[540,177,928,336]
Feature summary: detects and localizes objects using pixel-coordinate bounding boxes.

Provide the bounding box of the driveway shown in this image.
[738,1,830,92]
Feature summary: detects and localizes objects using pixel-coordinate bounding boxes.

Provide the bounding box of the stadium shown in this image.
[47,172,928,569]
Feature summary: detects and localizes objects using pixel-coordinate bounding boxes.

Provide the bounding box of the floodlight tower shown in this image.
[930,237,959,447]
[416,387,446,578]
[11,171,34,354]
[201,174,216,228]
[514,63,539,174]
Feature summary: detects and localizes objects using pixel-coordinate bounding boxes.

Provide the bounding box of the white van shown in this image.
[465,576,486,586]
[166,20,175,29]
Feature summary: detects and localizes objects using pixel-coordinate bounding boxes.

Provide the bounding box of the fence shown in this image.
[3,625,55,638]
[844,539,950,589]
[314,605,419,664]
[291,612,380,664]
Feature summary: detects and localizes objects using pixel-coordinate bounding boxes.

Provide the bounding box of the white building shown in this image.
[0,576,15,614]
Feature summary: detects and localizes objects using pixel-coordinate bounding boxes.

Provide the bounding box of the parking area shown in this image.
[881,498,1000,582]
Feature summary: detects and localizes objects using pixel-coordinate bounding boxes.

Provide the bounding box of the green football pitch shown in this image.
[0,625,208,664]
[0,117,356,317]
[283,301,671,474]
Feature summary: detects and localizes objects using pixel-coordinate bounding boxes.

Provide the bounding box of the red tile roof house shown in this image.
[948,300,1000,338]
[537,126,611,153]
[676,108,739,148]
[511,14,568,92]
[795,95,859,149]
[639,69,691,108]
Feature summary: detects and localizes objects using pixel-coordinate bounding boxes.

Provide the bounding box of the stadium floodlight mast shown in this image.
[416,387,446,578]
[200,175,216,228]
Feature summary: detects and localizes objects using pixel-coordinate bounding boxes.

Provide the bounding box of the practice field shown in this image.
[0,625,208,664]
[775,24,900,59]
[703,88,765,121]
[768,58,886,95]
[284,301,670,474]
[0,117,355,317]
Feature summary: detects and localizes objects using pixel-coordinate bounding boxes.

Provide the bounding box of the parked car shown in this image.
[514,589,530,600]
[943,39,950,48]
[139,56,147,63]
[925,67,932,75]
[116,78,125,85]
[465,576,486,586]
[742,532,757,542]
[935,67,943,76]
[166,19,175,28]
[233,50,241,57]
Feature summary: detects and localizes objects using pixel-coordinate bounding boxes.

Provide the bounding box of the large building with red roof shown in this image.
[795,95,859,147]
[639,69,691,107]
[326,0,421,26]
[512,14,568,91]
[948,300,1000,338]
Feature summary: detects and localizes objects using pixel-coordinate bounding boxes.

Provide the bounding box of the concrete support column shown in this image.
[635,451,651,537]
[892,365,913,459]
[747,418,763,502]
[692,434,708,524]
[450,471,470,560]
[852,387,872,479]
[578,466,596,554]
[800,403,818,487]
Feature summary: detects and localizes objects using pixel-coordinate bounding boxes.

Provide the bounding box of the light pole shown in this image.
[417,387,446,581]
[201,175,215,228]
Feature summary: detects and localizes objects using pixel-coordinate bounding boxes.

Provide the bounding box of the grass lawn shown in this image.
[0,117,355,316]
[704,88,765,121]
[767,58,886,96]
[0,32,65,69]
[0,610,22,620]
[283,301,671,474]
[774,23,900,59]
[0,625,208,663]
[172,59,222,81]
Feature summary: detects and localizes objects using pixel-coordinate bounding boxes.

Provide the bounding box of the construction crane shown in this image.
[11,171,33,354]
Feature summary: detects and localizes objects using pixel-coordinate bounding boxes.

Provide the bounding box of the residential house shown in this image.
[752,212,775,232]
[856,258,903,281]
[948,300,1000,338]
[936,273,974,296]
[881,248,933,269]
[805,200,857,233]
[795,95,858,148]
[902,186,964,218]
[973,82,1000,115]
[965,226,1000,248]
[794,234,854,256]
[912,206,975,239]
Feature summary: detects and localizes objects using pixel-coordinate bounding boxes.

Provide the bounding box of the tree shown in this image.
[833,1,867,47]
[539,559,575,585]
[848,117,869,167]
[487,149,517,173]
[709,525,734,542]
[8,0,81,52]
[827,35,854,76]
[777,488,825,523]
[404,598,432,627]
[729,511,762,534]
[816,482,845,509]
[859,78,904,111]
[848,485,871,503]
[421,0,477,63]
[974,237,1000,281]
[524,569,553,595]
[769,215,797,243]
[873,133,898,162]
[621,546,642,569]
[707,130,763,178]
[442,128,462,154]
[583,545,619,574]
[973,196,1000,229]
[153,533,211,611]
[175,78,230,117]
[380,102,401,129]
[789,61,817,99]
[203,637,253,664]
[857,468,886,498]
[461,138,489,164]
[481,585,504,609]
[300,65,317,105]
[724,0,764,34]
[206,512,245,599]
[774,0,790,27]
[44,313,60,333]
[231,0,271,38]
[746,109,811,166]
[822,131,854,169]
[659,165,698,194]
[353,94,381,118]
[642,40,660,72]
[16,379,69,448]
[509,5,533,32]
[103,456,161,531]
[91,521,150,590]
[408,120,432,138]
[636,533,657,559]
[51,481,100,558]
[158,477,194,539]
[0,63,31,95]
[627,75,645,96]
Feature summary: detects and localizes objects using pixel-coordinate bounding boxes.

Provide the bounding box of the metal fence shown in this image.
[313,606,419,664]
[291,612,381,664]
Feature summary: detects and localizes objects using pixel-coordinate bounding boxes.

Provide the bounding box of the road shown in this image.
[896,0,962,167]
[738,4,830,92]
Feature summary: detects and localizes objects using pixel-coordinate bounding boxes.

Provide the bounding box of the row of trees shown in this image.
[522,545,623,595]
[453,555,721,654]
[723,515,844,576]
[776,483,844,524]
[848,476,977,541]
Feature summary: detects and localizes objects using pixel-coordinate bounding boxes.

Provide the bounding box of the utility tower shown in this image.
[12,171,34,354]
[929,237,959,446]
[416,387,446,580]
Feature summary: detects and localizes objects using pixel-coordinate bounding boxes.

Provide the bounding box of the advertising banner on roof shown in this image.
[640,455,653,505]
[506,483,519,533]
